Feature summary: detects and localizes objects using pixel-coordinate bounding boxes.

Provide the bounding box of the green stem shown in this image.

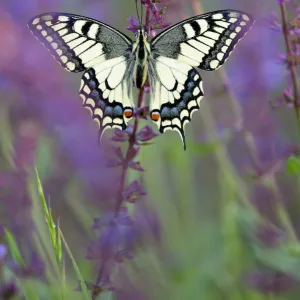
[279,3,300,137]
[114,87,145,214]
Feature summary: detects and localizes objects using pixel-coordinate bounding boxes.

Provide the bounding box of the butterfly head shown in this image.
[134,27,149,42]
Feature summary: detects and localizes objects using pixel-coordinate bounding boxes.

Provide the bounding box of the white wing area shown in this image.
[28,13,131,72]
[149,57,204,150]
[79,57,134,137]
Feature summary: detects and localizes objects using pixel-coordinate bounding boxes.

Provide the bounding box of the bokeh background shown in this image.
[0,0,300,299]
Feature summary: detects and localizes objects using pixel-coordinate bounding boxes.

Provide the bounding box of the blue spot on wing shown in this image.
[113,105,123,117]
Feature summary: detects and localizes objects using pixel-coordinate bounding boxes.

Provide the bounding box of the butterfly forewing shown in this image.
[28,13,132,72]
[151,10,254,71]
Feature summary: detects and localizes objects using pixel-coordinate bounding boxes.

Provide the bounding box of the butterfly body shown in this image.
[28,10,254,149]
[132,28,150,88]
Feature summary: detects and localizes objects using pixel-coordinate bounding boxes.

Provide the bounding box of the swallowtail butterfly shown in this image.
[28,10,254,150]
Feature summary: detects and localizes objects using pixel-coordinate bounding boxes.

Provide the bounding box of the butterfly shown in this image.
[28,10,254,150]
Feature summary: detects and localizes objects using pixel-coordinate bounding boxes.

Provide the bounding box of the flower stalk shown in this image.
[279,1,300,136]
[114,87,145,215]
[90,3,162,299]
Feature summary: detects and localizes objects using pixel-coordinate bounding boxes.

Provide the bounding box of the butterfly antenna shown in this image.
[141,0,144,28]
[135,0,141,27]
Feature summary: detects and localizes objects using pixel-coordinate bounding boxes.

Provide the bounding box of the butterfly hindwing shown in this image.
[148,57,203,150]
[79,56,135,138]
[151,10,254,71]
[28,13,132,72]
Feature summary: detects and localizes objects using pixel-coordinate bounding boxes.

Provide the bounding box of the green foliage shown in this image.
[35,167,63,266]
[4,229,25,267]
[34,167,91,300]
[59,229,92,300]
[286,156,300,175]
[188,141,222,156]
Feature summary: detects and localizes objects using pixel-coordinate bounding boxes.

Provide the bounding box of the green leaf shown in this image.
[56,221,63,266]
[286,156,300,175]
[4,229,25,267]
[253,243,300,279]
[59,229,92,300]
[35,167,61,265]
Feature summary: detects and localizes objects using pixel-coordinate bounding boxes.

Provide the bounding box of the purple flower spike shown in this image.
[126,0,170,34]
[122,181,147,203]
[266,12,281,32]
[92,207,134,230]
[111,128,130,143]
[125,15,141,33]
[127,146,141,161]
[128,161,145,172]
[136,125,158,142]
[115,249,134,263]
[134,107,149,120]
[90,3,163,297]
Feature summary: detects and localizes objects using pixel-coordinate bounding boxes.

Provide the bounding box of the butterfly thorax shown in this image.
[132,28,150,88]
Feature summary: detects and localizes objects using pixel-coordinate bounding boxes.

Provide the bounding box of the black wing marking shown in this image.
[148,57,204,150]
[79,56,135,138]
[28,12,132,72]
[151,10,254,70]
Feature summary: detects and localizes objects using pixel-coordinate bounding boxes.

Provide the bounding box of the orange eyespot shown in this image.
[124,109,133,118]
[151,112,160,121]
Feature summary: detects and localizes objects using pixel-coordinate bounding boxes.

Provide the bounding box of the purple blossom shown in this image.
[255,225,286,247]
[0,244,7,261]
[0,281,18,300]
[245,270,297,293]
[92,208,134,231]
[125,15,141,33]
[126,0,170,34]
[87,207,138,263]
[136,126,158,142]
[115,249,134,263]
[9,252,45,279]
[122,181,147,203]
[127,146,141,161]
[134,107,150,120]
[111,128,130,143]
[266,12,282,32]
[128,161,145,172]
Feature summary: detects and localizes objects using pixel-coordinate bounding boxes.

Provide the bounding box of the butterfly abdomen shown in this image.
[134,45,148,88]
[135,63,148,88]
